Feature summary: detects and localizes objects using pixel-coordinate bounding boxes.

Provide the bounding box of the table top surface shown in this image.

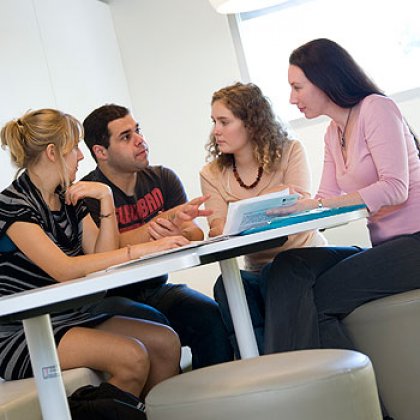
[0,207,368,319]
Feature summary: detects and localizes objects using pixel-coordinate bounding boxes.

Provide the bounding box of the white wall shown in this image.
[108,0,241,200]
[0,0,131,189]
[107,0,242,294]
[2,0,420,296]
[0,0,241,297]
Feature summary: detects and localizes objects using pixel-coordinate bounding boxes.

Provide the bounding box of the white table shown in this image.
[0,251,201,420]
[0,206,367,419]
[195,206,368,359]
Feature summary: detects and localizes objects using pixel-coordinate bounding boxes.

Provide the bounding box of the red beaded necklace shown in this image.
[232,159,263,189]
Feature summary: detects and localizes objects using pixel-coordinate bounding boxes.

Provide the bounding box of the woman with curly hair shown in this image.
[200,82,326,355]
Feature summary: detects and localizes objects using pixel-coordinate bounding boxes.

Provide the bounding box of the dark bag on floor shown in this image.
[68,382,147,419]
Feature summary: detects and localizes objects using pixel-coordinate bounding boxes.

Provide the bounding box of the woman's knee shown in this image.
[264,250,312,292]
[147,324,181,362]
[113,337,150,381]
[265,247,356,292]
[267,249,308,278]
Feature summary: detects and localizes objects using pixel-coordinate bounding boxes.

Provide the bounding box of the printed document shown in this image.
[223,189,299,236]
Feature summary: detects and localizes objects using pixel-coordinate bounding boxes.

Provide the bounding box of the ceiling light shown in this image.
[209,0,286,14]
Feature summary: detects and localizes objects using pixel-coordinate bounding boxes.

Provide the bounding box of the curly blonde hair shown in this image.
[1,108,82,186]
[206,82,290,171]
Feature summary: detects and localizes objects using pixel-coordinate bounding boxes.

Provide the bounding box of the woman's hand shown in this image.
[132,235,190,258]
[288,184,310,198]
[65,181,112,205]
[208,218,225,237]
[267,197,318,216]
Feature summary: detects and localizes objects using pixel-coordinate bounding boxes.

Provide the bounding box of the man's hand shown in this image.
[148,194,212,240]
[148,217,183,239]
[173,194,212,223]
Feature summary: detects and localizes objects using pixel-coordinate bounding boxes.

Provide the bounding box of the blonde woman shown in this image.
[0,109,188,404]
[200,82,326,354]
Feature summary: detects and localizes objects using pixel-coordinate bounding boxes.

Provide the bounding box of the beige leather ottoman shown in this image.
[146,349,382,420]
[344,289,420,420]
[0,367,103,420]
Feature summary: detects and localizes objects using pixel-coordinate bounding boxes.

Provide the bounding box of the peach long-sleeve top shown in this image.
[200,139,326,271]
[317,94,420,245]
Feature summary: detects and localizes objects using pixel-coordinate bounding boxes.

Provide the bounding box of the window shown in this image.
[235,0,420,121]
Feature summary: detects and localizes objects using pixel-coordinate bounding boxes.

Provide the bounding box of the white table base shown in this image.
[23,315,71,420]
[219,258,259,358]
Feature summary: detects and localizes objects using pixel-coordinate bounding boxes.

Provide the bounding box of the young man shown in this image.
[81,104,233,369]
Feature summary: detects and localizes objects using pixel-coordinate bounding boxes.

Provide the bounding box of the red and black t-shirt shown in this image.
[82,166,187,231]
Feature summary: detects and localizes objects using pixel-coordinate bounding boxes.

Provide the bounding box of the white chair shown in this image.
[146,349,382,420]
[0,368,102,420]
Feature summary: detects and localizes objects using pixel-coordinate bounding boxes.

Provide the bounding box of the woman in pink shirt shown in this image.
[263,38,420,383]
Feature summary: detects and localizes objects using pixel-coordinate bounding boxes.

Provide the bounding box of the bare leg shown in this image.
[96,317,181,396]
[58,322,149,397]
[58,316,180,398]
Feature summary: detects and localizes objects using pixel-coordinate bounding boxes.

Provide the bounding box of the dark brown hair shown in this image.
[83,104,129,161]
[289,38,382,107]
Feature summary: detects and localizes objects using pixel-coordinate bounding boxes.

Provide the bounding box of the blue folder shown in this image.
[239,204,367,236]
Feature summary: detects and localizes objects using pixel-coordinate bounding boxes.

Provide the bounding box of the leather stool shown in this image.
[344,289,420,420]
[146,349,382,420]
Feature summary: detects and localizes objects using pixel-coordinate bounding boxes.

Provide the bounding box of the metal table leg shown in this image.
[219,258,259,358]
[23,314,71,420]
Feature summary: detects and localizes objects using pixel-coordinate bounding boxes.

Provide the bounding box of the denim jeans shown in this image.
[86,275,233,369]
[214,270,266,357]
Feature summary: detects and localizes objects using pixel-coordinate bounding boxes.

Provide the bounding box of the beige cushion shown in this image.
[344,289,420,420]
[146,349,382,420]
[0,345,191,420]
[0,368,102,420]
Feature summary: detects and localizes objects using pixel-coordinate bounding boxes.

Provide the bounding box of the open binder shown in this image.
[239,204,367,235]
[223,189,299,236]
